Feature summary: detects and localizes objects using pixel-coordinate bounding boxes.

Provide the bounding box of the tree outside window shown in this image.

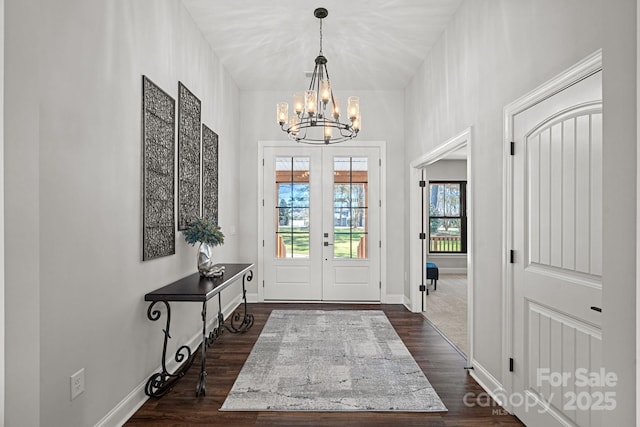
[429,181,467,253]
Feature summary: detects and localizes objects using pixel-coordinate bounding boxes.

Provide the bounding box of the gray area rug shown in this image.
[220,310,447,412]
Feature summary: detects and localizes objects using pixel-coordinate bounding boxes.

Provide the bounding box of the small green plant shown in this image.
[183,217,225,246]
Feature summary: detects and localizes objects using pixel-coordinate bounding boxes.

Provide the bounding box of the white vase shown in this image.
[197,242,216,277]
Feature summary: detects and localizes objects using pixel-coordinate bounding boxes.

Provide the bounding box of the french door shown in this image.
[262,145,381,301]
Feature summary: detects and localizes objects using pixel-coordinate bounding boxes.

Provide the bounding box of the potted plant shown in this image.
[183,217,225,277]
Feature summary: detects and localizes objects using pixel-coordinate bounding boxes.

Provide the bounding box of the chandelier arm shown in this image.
[308,62,319,92]
[338,127,352,137]
[297,121,308,140]
[323,63,331,83]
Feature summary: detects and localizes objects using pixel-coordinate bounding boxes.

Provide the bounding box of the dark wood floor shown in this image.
[127,303,523,426]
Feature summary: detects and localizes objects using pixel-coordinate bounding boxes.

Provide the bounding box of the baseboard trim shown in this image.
[248,295,407,305]
[382,293,404,304]
[94,295,243,427]
[261,300,382,304]
[439,268,467,274]
[403,294,412,311]
[468,358,510,413]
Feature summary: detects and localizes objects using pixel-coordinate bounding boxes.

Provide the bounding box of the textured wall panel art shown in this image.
[142,76,175,260]
[177,82,202,230]
[202,124,219,224]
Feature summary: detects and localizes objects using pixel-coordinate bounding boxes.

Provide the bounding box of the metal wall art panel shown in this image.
[177,82,202,230]
[202,124,219,224]
[142,75,176,260]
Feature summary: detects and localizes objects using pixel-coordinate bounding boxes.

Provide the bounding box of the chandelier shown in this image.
[277,8,361,144]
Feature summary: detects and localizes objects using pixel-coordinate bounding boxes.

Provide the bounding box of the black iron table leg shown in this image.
[225,270,255,333]
[144,301,194,397]
[196,301,208,396]
[217,293,225,333]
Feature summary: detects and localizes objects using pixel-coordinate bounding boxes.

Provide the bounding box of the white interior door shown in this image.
[263,145,381,301]
[511,70,603,426]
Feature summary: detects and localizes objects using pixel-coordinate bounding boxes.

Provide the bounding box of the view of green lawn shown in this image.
[278,227,367,258]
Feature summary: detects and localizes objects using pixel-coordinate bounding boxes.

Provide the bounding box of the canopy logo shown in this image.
[463,368,618,413]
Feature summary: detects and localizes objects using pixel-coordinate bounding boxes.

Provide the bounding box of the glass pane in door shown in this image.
[333,157,368,259]
[275,157,310,258]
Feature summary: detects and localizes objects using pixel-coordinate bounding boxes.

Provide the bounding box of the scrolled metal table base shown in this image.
[225,271,254,333]
[144,301,195,397]
[197,271,254,396]
[146,268,254,398]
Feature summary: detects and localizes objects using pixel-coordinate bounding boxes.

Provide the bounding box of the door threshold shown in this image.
[262,300,381,304]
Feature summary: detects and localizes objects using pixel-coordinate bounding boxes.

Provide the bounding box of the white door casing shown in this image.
[260,142,383,302]
[505,51,603,426]
[409,128,474,369]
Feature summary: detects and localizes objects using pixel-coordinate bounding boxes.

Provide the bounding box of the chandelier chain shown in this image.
[319,18,323,55]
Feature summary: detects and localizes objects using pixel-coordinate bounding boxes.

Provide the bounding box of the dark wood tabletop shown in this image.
[144,263,254,302]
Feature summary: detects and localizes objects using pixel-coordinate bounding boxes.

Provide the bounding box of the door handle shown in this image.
[324,242,333,246]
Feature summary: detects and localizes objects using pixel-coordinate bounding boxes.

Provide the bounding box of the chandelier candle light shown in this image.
[277,8,361,144]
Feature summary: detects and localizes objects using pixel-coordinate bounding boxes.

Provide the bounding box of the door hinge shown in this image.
[510,141,515,156]
[262,280,265,288]
[419,233,426,240]
[262,158,265,166]
[510,250,515,263]
[379,158,382,166]
[262,240,265,247]
[379,240,382,248]
[509,358,514,372]
[419,180,426,187]
[379,281,382,289]
[262,199,264,207]
[379,200,382,207]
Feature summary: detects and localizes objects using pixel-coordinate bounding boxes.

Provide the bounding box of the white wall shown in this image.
[637,2,640,423]
[424,159,467,271]
[0,0,5,424]
[238,90,406,300]
[5,0,40,424]
[404,0,603,392]
[5,0,242,425]
[602,0,637,424]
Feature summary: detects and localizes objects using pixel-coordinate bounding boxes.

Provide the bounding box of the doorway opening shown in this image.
[409,128,473,364]
[423,177,468,356]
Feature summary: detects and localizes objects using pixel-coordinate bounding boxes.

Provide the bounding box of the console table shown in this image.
[144,263,254,397]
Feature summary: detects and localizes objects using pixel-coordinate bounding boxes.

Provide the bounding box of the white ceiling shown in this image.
[181,0,463,91]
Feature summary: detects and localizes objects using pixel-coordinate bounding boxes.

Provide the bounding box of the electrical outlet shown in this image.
[70,368,85,400]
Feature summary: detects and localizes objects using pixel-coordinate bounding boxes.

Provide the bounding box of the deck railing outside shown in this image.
[429,235,461,252]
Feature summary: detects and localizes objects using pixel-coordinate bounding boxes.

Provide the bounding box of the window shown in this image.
[275,157,310,258]
[429,181,467,253]
[333,157,368,259]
